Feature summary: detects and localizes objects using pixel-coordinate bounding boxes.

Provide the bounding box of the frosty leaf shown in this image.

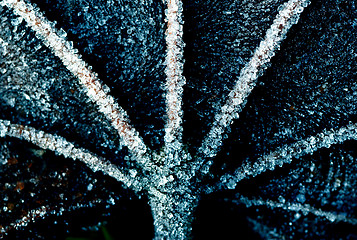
[0,0,356,239]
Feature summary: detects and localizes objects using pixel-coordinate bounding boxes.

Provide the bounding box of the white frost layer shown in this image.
[163,0,186,167]
[232,194,357,225]
[0,119,140,191]
[0,199,110,235]
[197,0,311,173]
[217,123,357,191]
[1,0,149,166]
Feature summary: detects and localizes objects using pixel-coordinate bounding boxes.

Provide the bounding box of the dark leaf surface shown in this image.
[0,0,356,239]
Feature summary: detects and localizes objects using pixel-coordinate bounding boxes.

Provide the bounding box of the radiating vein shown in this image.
[163,0,186,166]
[230,194,357,225]
[246,217,284,239]
[0,119,141,191]
[196,0,311,172]
[214,122,357,191]
[0,0,150,166]
[0,205,50,236]
[0,199,112,236]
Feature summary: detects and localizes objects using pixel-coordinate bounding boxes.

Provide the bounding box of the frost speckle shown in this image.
[1,0,356,239]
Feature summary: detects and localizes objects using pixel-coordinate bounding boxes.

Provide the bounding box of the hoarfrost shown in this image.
[0,0,356,239]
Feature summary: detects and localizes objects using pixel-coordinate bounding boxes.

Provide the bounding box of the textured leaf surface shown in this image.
[0,0,356,239]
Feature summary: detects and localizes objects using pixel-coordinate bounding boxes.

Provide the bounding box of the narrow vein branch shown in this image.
[246,217,285,239]
[0,199,110,236]
[0,119,141,191]
[163,0,185,166]
[214,122,357,191]
[0,205,49,235]
[1,0,150,165]
[196,0,310,170]
[230,194,357,225]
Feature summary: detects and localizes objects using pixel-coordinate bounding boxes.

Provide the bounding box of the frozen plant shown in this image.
[0,0,356,239]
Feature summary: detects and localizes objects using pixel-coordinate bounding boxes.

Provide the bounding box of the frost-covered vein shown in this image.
[0,119,141,191]
[149,188,198,240]
[0,0,150,166]
[214,122,357,191]
[246,217,284,239]
[196,0,310,171]
[163,0,185,166]
[230,194,357,225]
[0,205,49,236]
[0,199,109,236]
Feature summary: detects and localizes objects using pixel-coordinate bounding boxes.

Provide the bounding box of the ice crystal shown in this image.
[0,0,356,239]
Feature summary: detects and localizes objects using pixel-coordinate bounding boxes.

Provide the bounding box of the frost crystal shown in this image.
[1,0,356,239]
